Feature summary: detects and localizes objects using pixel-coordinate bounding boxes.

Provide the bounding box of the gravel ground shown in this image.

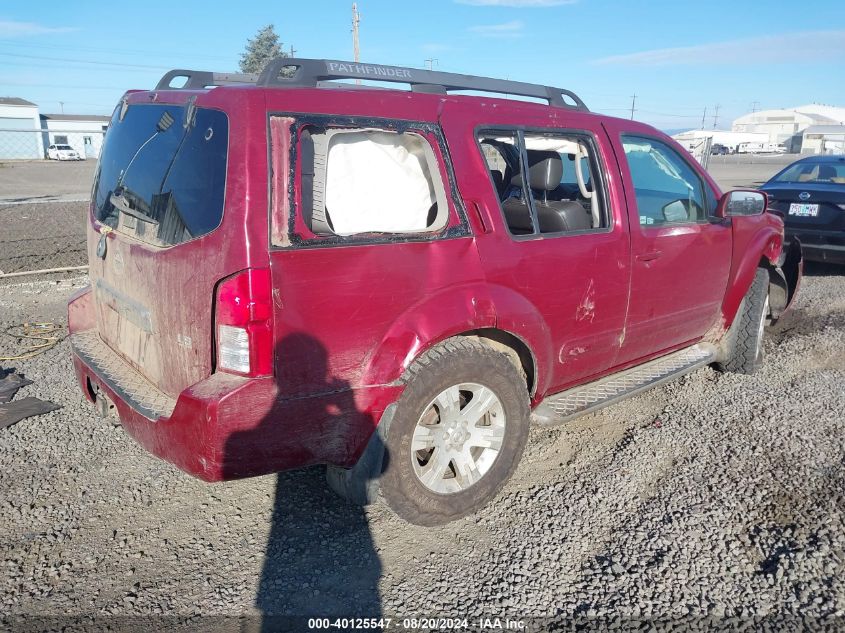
[0,265,843,629]
[0,201,87,274]
[1,156,844,630]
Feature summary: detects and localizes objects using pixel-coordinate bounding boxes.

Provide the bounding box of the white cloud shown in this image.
[592,30,845,66]
[457,0,576,6]
[468,20,525,38]
[0,19,77,37]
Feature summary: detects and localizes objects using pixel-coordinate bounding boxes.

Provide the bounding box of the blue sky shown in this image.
[2,0,844,131]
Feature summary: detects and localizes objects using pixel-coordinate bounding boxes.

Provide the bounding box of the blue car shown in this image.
[760,155,845,265]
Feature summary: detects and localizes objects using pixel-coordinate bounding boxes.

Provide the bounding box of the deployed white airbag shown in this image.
[325,131,436,234]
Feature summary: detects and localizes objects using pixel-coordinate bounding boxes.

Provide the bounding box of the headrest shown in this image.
[511,150,563,191]
[818,164,836,179]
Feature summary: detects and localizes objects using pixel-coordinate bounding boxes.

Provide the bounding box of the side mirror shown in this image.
[716,190,767,218]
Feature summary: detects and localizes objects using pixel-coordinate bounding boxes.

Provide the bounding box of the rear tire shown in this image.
[717,269,769,375]
[380,337,530,526]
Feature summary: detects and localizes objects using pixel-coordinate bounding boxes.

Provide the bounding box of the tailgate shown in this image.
[86,100,235,398]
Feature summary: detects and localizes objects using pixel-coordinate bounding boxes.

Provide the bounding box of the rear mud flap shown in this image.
[768,239,803,323]
[325,404,395,506]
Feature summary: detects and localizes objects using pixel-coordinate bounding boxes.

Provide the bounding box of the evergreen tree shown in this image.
[239,25,288,74]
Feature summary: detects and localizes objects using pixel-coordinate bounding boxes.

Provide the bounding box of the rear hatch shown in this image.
[87,98,235,399]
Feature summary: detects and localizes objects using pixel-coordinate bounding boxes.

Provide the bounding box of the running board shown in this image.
[534,343,717,426]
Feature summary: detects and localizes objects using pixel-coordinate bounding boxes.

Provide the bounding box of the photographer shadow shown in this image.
[222,334,383,629]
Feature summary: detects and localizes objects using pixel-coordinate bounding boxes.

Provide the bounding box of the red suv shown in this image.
[68,59,801,525]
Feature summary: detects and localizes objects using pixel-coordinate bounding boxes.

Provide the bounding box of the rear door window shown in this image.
[477,129,608,236]
[93,103,228,247]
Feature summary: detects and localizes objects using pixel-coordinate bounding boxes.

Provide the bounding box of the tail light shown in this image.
[214,268,273,377]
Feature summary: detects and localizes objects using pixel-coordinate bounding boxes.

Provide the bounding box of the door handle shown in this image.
[636,250,663,262]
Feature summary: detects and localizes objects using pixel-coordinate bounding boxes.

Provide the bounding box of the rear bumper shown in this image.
[71,339,400,481]
[68,290,401,481]
[785,228,845,264]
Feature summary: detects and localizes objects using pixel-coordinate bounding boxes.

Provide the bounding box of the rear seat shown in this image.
[503,151,593,233]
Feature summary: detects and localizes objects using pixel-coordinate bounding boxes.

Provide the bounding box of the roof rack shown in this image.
[155,58,588,111]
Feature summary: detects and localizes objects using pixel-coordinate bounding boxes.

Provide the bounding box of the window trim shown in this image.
[268,112,470,251]
[620,132,718,229]
[474,124,613,242]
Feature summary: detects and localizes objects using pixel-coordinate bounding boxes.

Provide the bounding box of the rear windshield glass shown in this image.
[774,161,845,184]
[93,103,228,246]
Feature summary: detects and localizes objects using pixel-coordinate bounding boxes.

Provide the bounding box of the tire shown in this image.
[380,337,530,526]
[717,269,770,374]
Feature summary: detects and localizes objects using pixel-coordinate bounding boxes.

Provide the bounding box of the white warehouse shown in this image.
[40,113,111,159]
[732,104,845,152]
[0,97,43,159]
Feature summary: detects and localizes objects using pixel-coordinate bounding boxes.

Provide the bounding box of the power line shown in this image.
[0,51,169,71]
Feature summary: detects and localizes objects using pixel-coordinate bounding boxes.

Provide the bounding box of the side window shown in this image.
[621,136,707,226]
[299,126,449,236]
[477,130,608,236]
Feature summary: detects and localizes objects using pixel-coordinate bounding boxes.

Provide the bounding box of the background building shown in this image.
[801,125,845,155]
[40,113,111,159]
[732,105,845,152]
[0,97,43,159]
[0,97,110,160]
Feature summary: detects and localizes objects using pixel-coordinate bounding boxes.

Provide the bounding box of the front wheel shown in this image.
[380,337,530,526]
[716,269,769,374]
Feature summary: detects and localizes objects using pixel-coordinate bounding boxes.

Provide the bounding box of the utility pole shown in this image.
[750,101,759,113]
[701,106,707,130]
[712,103,721,129]
[59,101,64,114]
[425,58,438,71]
[352,3,361,79]
[629,94,636,120]
[289,45,297,57]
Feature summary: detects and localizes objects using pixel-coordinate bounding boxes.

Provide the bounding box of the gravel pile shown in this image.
[0,267,843,629]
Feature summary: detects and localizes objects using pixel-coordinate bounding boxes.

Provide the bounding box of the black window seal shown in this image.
[266,111,471,251]
[620,132,716,228]
[473,124,614,243]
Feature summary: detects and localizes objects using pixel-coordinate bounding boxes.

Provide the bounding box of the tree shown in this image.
[239,25,288,74]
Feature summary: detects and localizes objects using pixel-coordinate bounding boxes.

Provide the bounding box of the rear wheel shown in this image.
[717,269,769,374]
[380,337,530,526]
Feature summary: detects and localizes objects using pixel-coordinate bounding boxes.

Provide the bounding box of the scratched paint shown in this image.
[575,279,596,323]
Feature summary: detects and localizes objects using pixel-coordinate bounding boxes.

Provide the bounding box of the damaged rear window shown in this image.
[92,103,228,246]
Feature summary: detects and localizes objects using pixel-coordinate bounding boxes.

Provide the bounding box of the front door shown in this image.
[608,127,732,364]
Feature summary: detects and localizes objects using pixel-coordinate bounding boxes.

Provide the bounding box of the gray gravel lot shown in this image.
[0,156,843,629]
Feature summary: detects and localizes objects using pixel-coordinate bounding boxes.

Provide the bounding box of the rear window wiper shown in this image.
[109,192,159,226]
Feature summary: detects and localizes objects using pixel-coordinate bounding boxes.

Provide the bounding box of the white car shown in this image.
[46,144,82,160]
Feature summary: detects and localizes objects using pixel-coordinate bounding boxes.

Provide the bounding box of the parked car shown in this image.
[46,144,82,160]
[711,143,730,155]
[760,155,845,264]
[67,59,802,525]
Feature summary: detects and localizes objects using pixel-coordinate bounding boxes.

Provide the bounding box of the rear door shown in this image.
[441,103,632,394]
[607,126,732,363]
[88,98,247,398]
[265,115,487,399]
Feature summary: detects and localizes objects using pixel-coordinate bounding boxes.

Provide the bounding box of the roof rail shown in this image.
[156,71,258,90]
[155,58,588,111]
